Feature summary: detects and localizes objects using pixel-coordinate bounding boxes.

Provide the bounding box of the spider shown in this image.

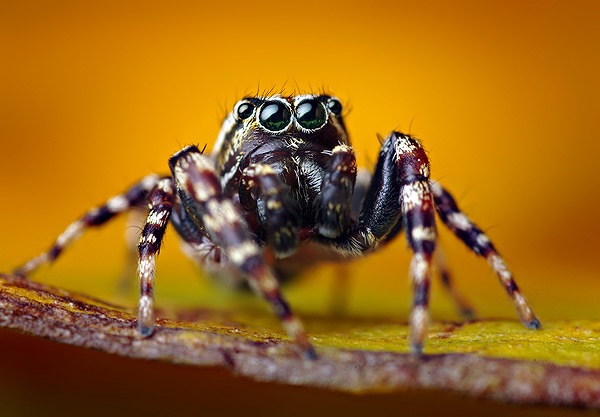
[13,93,541,359]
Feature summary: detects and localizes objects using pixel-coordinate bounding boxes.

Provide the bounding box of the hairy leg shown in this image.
[431,181,540,329]
[14,174,161,277]
[240,163,300,258]
[315,144,357,238]
[136,178,174,336]
[324,132,437,354]
[170,145,315,358]
[395,134,437,354]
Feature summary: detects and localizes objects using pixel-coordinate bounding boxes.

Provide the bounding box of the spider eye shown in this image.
[296,99,327,130]
[236,102,255,120]
[327,98,343,116]
[258,101,292,132]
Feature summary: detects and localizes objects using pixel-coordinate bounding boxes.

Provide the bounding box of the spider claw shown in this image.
[460,307,476,320]
[526,317,542,330]
[411,343,424,356]
[302,346,318,360]
[12,269,27,279]
[138,324,155,338]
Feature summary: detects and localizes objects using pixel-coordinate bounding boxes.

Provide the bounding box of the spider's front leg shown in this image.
[325,132,437,354]
[169,146,315,359]
[315,145,357,238]
[240,164,300,258]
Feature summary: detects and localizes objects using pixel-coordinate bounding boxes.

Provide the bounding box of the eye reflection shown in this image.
[296,99,327,130]
[258,101,292,132]
[237,102,255,120]
[327,98,342,116]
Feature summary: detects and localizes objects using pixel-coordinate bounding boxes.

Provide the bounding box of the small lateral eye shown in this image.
[258,101,292,132]
[237,102,255,120]
[296,99,327,130]
[327,98,342,116]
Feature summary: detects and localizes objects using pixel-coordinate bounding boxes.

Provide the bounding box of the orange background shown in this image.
[1,0,599,321]
[1,1,599,415]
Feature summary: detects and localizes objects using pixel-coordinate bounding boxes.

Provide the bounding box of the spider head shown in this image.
[213,94,349,165]
[239,94,345,135]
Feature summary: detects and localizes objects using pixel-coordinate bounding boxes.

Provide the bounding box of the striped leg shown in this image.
[14,174,161,277]
[240,164,300,258]
[434,245,476,318]
[397,135,437,355]
[315,144,357,238]
[321,133,436,352]
[170,145,315,358]
[431,182,540,329]
[136,178,174,336]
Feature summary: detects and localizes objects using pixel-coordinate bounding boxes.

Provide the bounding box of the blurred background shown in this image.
[0,0,599,414]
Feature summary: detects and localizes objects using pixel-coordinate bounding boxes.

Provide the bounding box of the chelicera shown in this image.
[13,93,541,358]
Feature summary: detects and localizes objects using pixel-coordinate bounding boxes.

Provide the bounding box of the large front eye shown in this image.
[258,101,292,132]
[237,101,255,120]
[296,99,327,130]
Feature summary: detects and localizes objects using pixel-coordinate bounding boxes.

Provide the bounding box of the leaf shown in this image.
[1,272,599,409]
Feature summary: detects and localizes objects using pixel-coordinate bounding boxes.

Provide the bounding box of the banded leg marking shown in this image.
[170,145,315,358]
[14,174,161,277]
[396,134,437,355]
[318,132,436,352]
[137,178,174,337]
[431,181,540,329]
[240,164,300,258]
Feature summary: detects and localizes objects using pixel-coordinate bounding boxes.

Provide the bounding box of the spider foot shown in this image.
[524,317,542,330]
[460,307,476,320]
[137,294,155,338]
[301,345,318,360]
[12,253,49,279]
[137,324,155,338]
[11,270,28,280]
[411,343,424,356]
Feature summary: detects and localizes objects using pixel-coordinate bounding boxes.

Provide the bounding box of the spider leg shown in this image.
[434,244,476,318]
[136,178,174,336]
[170,145,315,358]
[14,174,162,277]
[396,136,437,355]
[324,167,369,316]
[324,132,437,354]
[431,182,540,329]
[315,145,357,238]
[240,164,301,258]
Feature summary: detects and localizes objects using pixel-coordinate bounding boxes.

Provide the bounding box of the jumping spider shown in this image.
[14,93,541,358]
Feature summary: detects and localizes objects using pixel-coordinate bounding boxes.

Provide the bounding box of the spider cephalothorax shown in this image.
[14,93,541,359]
